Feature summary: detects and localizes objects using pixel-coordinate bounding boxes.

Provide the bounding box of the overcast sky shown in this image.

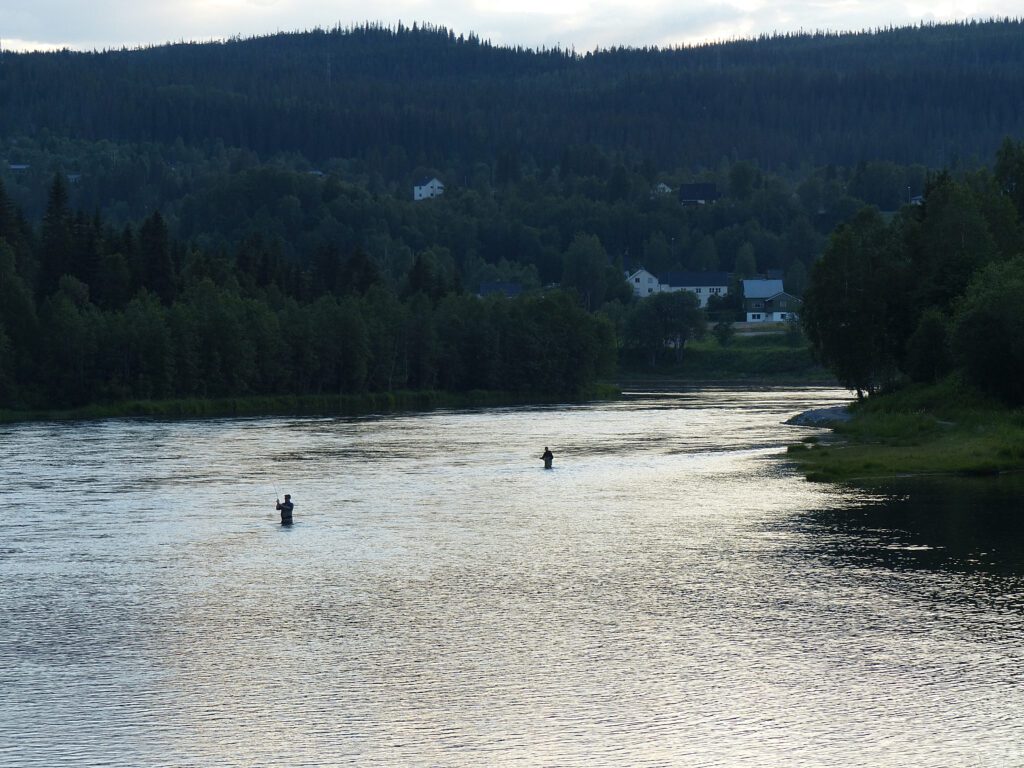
[2,0,1019,52]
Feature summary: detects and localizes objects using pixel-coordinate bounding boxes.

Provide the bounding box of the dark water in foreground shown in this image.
[1,388,1022,767]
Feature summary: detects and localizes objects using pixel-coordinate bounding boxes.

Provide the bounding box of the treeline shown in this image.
[0,178,615,410]
[2,21,1024,173]
[802,138,1024,405]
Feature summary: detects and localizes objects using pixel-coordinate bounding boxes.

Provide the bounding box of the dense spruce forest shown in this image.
[1,21,1023,411]
[3,21,1024,171]
[0,174,619,409]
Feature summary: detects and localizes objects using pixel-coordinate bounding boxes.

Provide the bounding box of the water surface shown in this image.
[2,387,1022,766]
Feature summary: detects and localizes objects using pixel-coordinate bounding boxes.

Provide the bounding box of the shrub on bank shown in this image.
[787,377,1024,482]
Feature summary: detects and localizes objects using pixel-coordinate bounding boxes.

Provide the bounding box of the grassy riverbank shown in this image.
[0,384,620,424]
[621,332,835,383]
[788,378,1024,482]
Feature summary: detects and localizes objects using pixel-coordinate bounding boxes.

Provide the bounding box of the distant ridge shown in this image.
[1,20,1023,170]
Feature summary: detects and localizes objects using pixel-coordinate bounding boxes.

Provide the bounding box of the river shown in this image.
[1,387,1022,766]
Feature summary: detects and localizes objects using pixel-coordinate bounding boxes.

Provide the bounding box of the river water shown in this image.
[2,387,1023,767]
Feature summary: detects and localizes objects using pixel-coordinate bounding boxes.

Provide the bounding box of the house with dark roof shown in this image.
[742,279,802,322]
[660,271,731,307]
[678,183,720,206]
[413,176,444,201]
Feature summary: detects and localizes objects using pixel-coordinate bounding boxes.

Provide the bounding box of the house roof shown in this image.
[661,271,730,288]
[742,279,785,299]
[765,291,801,303]
[415,176,442,187]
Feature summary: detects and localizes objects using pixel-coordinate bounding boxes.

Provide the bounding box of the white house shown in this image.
[626,268,662,297]
[742,279,801,322]
[413,176,444,201]
[659,271,730,308]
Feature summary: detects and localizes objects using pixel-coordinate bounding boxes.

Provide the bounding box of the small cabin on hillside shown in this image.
[413,176,445,201]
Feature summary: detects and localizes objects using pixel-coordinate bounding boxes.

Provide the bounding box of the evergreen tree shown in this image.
[138,211,176,303]
[995,137,1024,219]
[38,175,74,298]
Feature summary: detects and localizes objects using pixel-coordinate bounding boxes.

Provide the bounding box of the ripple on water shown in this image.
[1,388,1023,767]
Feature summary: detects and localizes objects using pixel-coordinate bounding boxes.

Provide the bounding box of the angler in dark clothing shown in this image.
[541,447,554,469]
[276,494,294,525]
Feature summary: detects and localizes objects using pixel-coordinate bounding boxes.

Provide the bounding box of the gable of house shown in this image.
[627,268,661,296]
[764,292,802,311]
[744,289,802,321]
[413,177,444,201]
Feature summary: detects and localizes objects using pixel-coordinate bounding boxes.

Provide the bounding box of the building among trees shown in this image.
[742,279,802,322]
[413,177,444,201]
[626,269,730,307]
[660,271,731,308]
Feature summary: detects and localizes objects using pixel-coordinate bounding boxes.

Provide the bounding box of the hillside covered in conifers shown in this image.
[4,22,1021,288]
[2,20,1023,414]
[3,20,1024,173]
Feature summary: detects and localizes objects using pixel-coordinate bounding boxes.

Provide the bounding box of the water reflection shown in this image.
[795,474,1024,575]
[2,388,1023,767]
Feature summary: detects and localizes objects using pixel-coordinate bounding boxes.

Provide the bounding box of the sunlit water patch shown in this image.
[2,387,1023,766]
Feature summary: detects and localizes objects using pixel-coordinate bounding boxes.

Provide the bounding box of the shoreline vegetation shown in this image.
[0,332,828,424]
[792,143,1024,486]
[620,331,835,384]
[786,379,1024,483]
[0,384,621,424]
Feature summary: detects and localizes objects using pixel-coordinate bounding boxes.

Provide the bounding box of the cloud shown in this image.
[3,0,1021,52]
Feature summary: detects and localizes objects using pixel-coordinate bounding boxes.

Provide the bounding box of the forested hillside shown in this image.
[2,21,1023,412]
[0,176,619,410]
[2,20,1023,173]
